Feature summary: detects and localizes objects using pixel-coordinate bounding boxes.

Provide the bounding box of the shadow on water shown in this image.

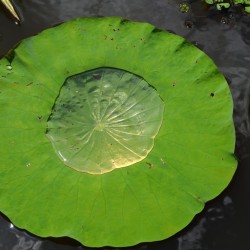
[0,0,250,249]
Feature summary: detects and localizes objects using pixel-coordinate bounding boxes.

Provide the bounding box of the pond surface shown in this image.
[0,0,250,249]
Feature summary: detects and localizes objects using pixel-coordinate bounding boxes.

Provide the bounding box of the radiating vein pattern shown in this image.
[46,68,164,174]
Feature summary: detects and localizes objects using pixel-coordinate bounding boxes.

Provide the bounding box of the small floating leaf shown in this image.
[0,17,237,247]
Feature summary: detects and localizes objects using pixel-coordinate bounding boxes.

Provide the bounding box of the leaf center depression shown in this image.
[46,68,164,174]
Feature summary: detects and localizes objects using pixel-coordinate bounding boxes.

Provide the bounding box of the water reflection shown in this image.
[12,237,42,250]
[177,195,236,250]
[178,218,207,250]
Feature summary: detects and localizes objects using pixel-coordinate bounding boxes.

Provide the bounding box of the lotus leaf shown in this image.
[0,17,237,247]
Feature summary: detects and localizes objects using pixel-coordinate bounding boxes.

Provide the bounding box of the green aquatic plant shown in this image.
[179,2,191,13]
[0,17,237,247]
[204,0,250,12]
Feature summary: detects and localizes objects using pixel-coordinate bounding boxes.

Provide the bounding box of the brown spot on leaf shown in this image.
[146,162,154,169]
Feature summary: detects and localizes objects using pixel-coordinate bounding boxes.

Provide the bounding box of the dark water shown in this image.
[0,0,250,249]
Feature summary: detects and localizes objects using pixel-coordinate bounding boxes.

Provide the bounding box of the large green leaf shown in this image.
[0,17,237,247]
